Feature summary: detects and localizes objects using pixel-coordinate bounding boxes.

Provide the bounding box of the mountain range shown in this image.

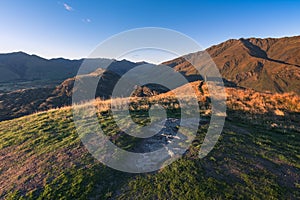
[1,36,300,93]
[0,35,300,121]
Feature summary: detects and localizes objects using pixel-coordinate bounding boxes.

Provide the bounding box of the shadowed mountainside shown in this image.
[0,60,166,121]
[0,52,82,82]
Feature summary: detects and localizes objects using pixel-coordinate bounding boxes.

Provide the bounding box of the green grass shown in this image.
[0,108,133,199]
[118,120,300,199]
[0,105,299,199]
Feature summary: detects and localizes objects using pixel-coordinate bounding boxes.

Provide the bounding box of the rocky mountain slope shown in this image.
[163,36,300,94]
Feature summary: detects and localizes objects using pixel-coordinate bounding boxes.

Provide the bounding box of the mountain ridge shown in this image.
[163,35,300,94]
[2,35,300,94]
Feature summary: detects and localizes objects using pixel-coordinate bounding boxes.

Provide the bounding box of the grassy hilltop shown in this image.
[0,84,299,199]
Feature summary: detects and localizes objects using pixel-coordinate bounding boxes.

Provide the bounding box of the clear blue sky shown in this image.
[1,0,300,61]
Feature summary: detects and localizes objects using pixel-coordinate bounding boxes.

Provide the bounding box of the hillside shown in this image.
[163,36,300,94]
[0,86,299,199]
[0,59,147,121]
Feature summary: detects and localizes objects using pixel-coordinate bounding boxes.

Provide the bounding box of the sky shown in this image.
[1,0,300,63]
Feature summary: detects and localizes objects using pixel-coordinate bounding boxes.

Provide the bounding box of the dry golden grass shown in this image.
[226,87,300,114]
[35,81,299,118]
[156,81,300,115]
